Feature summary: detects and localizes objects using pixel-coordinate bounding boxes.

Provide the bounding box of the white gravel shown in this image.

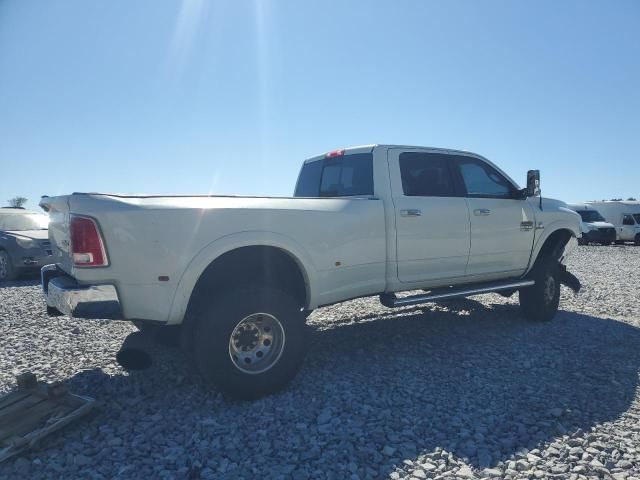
[1,245,639,479]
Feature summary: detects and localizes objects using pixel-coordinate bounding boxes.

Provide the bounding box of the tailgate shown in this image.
[39,196,73,274]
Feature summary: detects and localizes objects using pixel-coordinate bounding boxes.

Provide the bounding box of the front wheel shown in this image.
[519,259,561,322]
[192,287,307,400]
[635,234,640,246]
[0,251,16,281]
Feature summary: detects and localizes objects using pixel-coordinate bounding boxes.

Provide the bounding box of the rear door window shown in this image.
[294,153,373,197]
[398,152,457,197]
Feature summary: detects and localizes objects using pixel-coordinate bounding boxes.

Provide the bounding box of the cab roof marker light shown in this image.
[325,149,345,158]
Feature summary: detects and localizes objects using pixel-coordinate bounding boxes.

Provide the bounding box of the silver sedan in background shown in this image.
[0,208,52,281]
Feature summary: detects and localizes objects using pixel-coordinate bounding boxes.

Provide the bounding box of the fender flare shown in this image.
[526,221,579,275]
[167,231,317,324]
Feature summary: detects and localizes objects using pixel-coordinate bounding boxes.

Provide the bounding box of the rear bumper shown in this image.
[41,264,122,319]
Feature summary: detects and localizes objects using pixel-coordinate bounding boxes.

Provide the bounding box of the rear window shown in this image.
[294,153,374,197]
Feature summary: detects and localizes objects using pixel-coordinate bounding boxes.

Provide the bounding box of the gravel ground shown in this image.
[1,245,639,479]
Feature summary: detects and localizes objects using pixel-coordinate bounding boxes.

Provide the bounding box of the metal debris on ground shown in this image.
[0,372,95,463]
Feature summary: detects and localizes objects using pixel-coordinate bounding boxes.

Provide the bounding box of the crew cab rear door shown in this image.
[388,148,470,283]
[453,155,535,278]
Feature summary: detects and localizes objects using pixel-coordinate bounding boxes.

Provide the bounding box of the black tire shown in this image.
[635,234,640,246]
[46,306,64,317]
[132,321,182,346]
[0,251,17,281]
[577,237,586,246]
[192,287,307,400]
[519,258,561,322]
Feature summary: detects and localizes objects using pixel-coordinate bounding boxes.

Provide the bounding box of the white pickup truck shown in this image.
[40,145,581,399]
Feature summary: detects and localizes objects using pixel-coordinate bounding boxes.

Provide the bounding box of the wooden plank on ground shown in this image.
[0,373,95,464]
[0,392,31,410]
[0,396,48,425]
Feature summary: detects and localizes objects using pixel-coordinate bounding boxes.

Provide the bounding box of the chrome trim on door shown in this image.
[473,208,491,216]
[400,209,422,217]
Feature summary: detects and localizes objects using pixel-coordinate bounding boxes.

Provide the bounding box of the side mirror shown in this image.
[526,170,541,197]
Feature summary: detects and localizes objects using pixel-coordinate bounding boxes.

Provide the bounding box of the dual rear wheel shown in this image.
[190,288,307,400]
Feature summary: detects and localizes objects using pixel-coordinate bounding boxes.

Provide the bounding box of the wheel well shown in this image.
[187,246,308,315]
[536,229,573,263]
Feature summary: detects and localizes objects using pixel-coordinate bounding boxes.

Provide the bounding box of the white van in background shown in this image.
[567,204,616,245]
[586,201,640,245]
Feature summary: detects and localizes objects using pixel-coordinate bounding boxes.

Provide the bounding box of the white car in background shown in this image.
[586,201,640,245]
[566,204,616,245]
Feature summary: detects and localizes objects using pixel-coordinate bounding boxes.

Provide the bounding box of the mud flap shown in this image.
[558,264,581,293]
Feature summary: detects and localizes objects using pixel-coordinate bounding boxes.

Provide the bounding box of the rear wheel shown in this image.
[0,251,16,281]
[519,258,561,322]
[192,287,307,399]
[132,320,181,346]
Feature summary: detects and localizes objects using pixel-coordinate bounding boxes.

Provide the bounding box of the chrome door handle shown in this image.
[474,208,491,216]
[400,209,422,217]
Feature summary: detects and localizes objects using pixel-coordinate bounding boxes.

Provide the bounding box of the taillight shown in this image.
[70,215,109,267]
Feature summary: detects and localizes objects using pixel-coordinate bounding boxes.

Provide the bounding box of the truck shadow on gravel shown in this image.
[303,304,640,474]
[33,304,640,479]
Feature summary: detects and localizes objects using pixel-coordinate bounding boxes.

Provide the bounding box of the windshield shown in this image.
[0,213,48,231]
[577,210,605,222]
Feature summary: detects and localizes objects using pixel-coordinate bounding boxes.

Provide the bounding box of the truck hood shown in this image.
[529,197,581,238]
[585,221,615,229]
[2,229,49,240]
[539,197,569,209]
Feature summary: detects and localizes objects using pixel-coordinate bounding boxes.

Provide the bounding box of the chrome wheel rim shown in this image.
[228,313,285,374]
[543,275,556,304]
[0,255,7,279]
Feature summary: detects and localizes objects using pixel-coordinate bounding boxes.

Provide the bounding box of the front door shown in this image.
[620,214,636,241]
[388,149,470,283]
[453,156,536,278]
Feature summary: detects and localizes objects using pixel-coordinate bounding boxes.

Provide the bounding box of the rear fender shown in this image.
[167,231,317,324]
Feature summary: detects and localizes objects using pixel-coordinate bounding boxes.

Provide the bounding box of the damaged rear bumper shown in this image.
[41,264,122,319]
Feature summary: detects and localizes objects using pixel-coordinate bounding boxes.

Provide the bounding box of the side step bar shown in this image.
[379,279,535,308]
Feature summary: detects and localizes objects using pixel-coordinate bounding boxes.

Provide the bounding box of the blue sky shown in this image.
[1,0,639,209]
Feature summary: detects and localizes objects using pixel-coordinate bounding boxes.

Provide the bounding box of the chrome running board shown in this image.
[379,279,535,308]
